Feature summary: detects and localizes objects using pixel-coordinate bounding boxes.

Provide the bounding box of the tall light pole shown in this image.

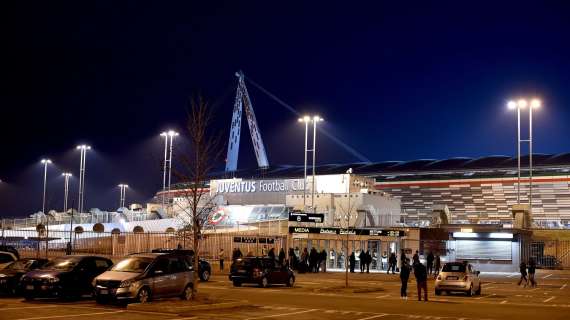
[40,159,52,214]
[507,98,541,211]
[62,173,72,213]
[76,145,91,213]
[118,184,129,208]
[160,130,178,209]
[298,116,311,210]
[311,116,324,213]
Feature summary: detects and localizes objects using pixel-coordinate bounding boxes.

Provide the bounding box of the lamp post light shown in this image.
[160,130,178,209]
[298,115,324,212]
[311,116,323,213]
[40,159,52,214]
[118,184,129,208]
[76,145,91,213]
[298,116,311,210]
[507,98,541,210]
[62,173,72,213]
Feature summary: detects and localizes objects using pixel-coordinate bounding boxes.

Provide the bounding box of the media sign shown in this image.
[288,227,405,237]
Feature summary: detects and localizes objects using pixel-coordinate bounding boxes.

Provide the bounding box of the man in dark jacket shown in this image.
[359,250,366,273]
[434,254,441,277]
[528,258,537,287]
[349,252,356,273]
[414,261,428,301]
[518,261,528,287]
[278,248,286,266]
[400,258,411,299]
[426,252,434,275]
[388,252,397,274]
[365,250,371,273]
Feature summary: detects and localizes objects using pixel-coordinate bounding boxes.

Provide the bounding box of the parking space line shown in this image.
[14,310,124,320]
[358,314,388,320]
[500,300,507,304]
[543,274,553,279]
[561,283,567,290]
[543,296,555,303]
[244,309,318,320]
[1,305,59,311]
[375,294,389,298]
[475,293,495,300]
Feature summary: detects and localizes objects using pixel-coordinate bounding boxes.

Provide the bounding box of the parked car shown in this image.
[21,255,113,300]
[0,250,19,270]
[151,249,212,281]
[229,257,295,288]
[0,258,48,295]
[93,252,194,304]
[435,262,481,296]
[534,255,563,269]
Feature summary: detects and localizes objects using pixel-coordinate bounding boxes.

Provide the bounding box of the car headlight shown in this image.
[47,277,60,283]
[119,279,133,288]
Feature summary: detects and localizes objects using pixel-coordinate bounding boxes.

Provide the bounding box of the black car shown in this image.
[229,257,295,288]
[21,255,113,300]
[150,249,212,281]
[0,258,48,295]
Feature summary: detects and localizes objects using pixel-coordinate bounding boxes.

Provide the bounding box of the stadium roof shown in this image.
[210,152,570,181]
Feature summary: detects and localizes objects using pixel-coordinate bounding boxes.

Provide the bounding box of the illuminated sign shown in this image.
[214,178,306,194]
[288,227,405,237]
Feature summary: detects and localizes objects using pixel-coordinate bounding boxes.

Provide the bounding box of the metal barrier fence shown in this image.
[0,229,288,265]
[521,240,570,269]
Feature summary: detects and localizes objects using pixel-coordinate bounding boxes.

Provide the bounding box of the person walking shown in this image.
[426,251,434,275]
[288,247,296,269]
[400,258,411,299]
[413,250,419,264]
[349,252,356,273]
[219,248,225,271]
[434,254,441,277]
[414,260,428,301]
[518,261,528,287]
[388,252,397,274]
[365,250,371,273]
[320,249,327,272]
[528,259,537,287]
[359,250,366,273]
[268,248,276,261]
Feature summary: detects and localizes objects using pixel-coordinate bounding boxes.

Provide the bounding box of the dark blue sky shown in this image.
[1,1,569,217]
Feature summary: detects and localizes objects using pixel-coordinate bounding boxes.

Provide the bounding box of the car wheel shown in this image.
[435,289,441,296]
[137,287,150,304]
[286,276,295,287]
[466,284,473,297]
[181,284,193,301]
[232,280,242,287]
[200,269,210,281]
[259,277,269,288]
[475,283,482,295]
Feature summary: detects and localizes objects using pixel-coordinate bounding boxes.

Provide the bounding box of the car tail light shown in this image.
[436,275,442,281]
[463,275,469,281]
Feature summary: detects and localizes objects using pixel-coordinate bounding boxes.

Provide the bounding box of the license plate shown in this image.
[446,276,458,280]
[26,285,34,290]
[99,289,108,295]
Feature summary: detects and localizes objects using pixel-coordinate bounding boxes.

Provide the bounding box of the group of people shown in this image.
[399,250,430,301]
[289,247,327,273]
[518,258,537,287]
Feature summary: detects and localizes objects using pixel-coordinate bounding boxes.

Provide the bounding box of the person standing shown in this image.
[219,248,225,271]
[365,250,371,273]
[349,252,356,273]
[388,252,397,274]
[400,258,411,299]
[528,259,537,287]
[320,249,327,272]
[359,250,366,273]
[413,250,419,264]
[518,261,528,287]
[414,260,428,301]
[426,252,434,275]
[434,254,441,277]
[278,248,286,266]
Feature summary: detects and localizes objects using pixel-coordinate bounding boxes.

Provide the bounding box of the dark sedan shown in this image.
[21,255,112,300]
[0,258,48,295]
[230,257,295,288]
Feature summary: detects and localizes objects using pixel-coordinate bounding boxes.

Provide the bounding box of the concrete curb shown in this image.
[127,299,248,314]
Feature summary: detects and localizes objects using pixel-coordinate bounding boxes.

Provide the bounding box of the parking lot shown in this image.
[1,269,569,320]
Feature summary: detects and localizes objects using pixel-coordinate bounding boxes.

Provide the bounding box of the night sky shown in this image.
[1,1,569,217]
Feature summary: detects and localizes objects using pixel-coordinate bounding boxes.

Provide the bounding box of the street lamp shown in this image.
[160,130,178,209]
[40,159,52,214]
[507,98,541,211]
[62,173,72,213]
[75,145,91,213]
[118,184,129,208]
[298,115,323,212]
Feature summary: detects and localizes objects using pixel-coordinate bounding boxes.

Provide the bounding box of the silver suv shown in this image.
[93,253,194,304]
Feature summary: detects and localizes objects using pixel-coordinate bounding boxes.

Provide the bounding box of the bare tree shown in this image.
[174,95,224,299]
[333,194,359,288]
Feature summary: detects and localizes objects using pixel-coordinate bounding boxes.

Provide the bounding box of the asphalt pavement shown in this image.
[1,269,569,320]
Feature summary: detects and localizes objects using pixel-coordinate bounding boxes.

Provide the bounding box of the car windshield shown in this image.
[442,263,466,272]
[43,257,80,271]
[4,260,35,271]
[111,257,153,273]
